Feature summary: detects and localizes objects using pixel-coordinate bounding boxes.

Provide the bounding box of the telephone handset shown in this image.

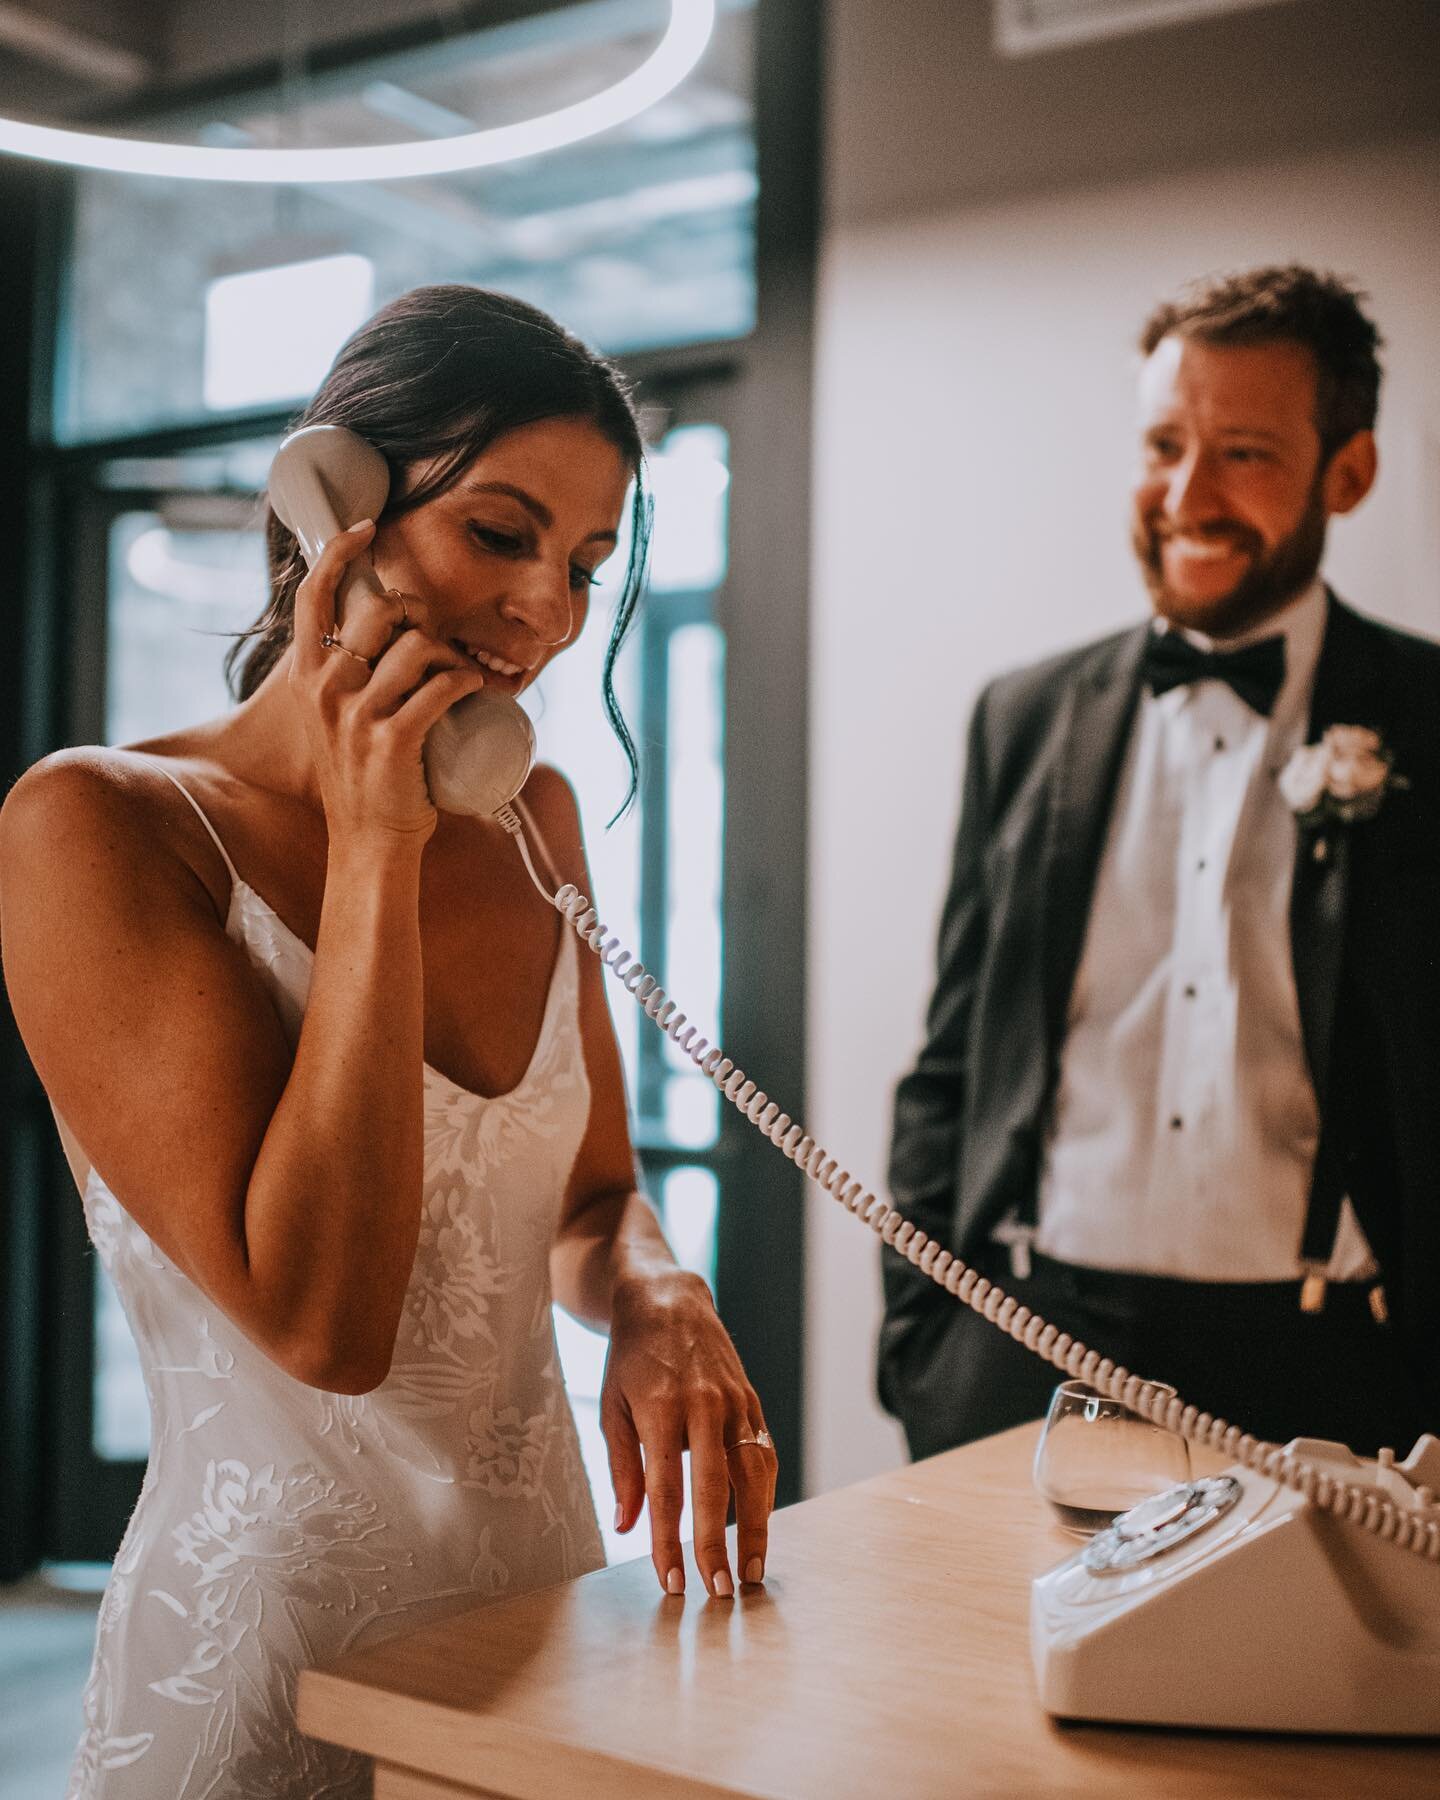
[268,425,537,820]
[268,428,1440,1737]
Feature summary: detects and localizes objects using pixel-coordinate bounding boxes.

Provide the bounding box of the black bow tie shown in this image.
[1142,630,1286,716]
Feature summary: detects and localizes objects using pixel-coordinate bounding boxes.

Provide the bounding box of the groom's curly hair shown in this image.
[1139,265,1384,462]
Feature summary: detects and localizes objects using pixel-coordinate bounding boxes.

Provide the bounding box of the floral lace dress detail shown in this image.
[66,787,602,1800]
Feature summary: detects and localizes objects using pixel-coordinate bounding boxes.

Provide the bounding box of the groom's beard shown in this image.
[1132,477,1329,639]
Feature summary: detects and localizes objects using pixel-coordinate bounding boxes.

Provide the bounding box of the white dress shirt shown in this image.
[1030,580,1375,1281]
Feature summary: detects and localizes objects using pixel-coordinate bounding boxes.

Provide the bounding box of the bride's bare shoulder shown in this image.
[0,744,221,908]
[4,743,172,839]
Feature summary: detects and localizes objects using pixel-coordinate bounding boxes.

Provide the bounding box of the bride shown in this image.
[0,285,777,1799]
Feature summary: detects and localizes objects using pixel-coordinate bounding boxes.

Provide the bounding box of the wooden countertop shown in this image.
[298,1422,1440,1799]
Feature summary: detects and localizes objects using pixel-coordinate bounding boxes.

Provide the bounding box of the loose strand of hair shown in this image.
[603,478,654,825]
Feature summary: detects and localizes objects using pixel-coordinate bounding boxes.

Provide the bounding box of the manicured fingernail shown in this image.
[712,1570,733,1599]
[665,1567,684,1595]
[613,1504,625,1531]
[351,517,374,532]
[745,1557,764,1584]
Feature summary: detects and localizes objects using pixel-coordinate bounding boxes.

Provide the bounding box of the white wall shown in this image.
[804,131,1440,1497]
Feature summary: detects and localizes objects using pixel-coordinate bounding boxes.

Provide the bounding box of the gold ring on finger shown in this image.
[320,630,372,668]
[725,1430,774,1452]
[386,588,411,630]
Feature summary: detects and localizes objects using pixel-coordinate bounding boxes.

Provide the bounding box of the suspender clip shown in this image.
[1299,1264,1329,1315]
[992,1214,1035,1281]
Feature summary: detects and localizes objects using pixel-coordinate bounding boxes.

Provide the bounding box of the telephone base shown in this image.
[1031,1435,1440,1736]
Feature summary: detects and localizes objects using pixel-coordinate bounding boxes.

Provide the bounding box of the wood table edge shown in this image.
[298,1662,763,1800]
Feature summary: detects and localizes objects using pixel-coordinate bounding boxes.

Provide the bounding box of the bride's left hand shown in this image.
[601,1269,777,1598]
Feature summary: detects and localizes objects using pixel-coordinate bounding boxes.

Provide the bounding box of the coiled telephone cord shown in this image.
[499,811,1440,1566]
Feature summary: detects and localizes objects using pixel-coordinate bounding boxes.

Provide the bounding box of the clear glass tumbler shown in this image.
[1033,1380,1190,1535]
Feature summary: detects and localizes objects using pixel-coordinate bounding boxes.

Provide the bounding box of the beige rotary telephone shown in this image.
[271,426,1440,1739]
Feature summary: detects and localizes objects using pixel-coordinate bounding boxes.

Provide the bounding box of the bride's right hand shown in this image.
[288,519,487,844]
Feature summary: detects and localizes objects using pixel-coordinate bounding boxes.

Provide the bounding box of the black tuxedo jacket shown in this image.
[880,594,1440,1451]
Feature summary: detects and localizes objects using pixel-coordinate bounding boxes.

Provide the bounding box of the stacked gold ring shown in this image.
[320,589,410,665]
[319,630,371,666]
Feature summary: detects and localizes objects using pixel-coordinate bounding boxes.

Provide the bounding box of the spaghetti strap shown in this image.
[512,795,565,893]
[146,760,242,888]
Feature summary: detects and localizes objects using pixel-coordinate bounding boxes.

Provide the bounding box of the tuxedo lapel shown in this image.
[1289,594,1387,1101]
[1039,627,1150,1060]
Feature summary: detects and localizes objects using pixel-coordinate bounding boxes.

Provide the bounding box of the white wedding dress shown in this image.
[65,772,604,1799]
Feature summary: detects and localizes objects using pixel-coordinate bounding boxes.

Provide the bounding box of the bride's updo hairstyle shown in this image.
[227,284,652,809]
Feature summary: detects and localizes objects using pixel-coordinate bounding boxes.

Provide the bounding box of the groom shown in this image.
[880,265,1440,1461]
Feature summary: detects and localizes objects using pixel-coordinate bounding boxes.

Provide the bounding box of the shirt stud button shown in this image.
[1184,984,1197,999]
[1170,1116,1184,1131]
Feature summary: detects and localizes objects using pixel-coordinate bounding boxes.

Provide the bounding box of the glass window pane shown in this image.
[56,0,756,443]
[105,510,270,745]
[203,254,376,411]
[648,423,731,593]
[98,438,279,495]
[664,1072,719,1148]
[93,1267,150,1460]
[661,1165,719,1286]
[553,1307,608,1403]
[663,621,725,1106]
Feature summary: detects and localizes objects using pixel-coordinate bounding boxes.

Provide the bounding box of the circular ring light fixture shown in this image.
[0,0,715,183]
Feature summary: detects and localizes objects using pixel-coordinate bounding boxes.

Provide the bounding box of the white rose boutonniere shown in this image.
[1279,725,1405,850]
